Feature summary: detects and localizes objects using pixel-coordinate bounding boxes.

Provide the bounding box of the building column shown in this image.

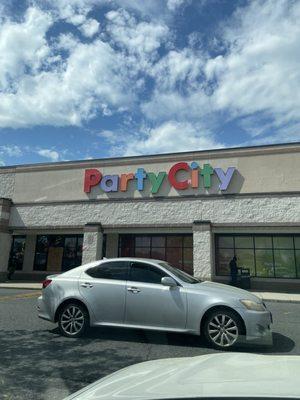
[82,223,103,265]
[193,220,212,281]
[0,198,12,281]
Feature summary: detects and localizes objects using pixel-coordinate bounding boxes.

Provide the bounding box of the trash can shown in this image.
[237,267,251,289]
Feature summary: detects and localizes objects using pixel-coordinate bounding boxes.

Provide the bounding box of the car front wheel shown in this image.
[58,303,89,338]
[203,309,243,349]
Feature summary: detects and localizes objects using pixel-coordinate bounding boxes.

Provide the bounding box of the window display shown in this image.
[216,234,300,278]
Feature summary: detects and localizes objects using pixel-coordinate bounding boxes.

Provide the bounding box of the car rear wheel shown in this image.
[58,303,89,338]
[203,309,243,349]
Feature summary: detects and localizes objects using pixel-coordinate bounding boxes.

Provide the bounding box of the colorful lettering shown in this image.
[135,168,147,191]
[120,173,134,191]
[100,175,119,192]
[200,163,214,188]
[147,172,167,194]
[214,167,235,190]
[84,169,102,193]
[84,161,237,194]
[168,162,190,190]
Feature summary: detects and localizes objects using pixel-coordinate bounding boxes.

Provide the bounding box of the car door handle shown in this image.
[80,282,93,288]
[127,287,140,294]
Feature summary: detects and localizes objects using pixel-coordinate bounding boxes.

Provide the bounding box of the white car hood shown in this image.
[65,353,300,399]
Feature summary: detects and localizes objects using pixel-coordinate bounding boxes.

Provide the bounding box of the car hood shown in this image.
[64,353,300,399]
[190,281,261,302]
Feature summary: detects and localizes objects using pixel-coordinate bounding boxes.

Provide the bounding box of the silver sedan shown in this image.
[37,257,273,349]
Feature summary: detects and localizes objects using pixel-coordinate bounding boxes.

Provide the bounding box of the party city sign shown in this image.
[84,162,236,194]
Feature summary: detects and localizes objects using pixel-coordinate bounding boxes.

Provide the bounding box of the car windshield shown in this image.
[158,262,201,284]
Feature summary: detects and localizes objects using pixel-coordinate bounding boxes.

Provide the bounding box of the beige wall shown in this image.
[3,145,299,204]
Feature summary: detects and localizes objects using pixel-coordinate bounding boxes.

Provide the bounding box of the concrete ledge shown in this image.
[0,282,42,290]
[252,291,300,303]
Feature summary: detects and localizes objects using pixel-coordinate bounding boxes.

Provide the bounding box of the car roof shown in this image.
[55,258,168,279]
[99,257,164,264]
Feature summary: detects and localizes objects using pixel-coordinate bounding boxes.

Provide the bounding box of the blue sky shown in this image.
[0,0,299,165]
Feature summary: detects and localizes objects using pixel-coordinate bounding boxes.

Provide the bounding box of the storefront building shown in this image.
[0,142,299,291]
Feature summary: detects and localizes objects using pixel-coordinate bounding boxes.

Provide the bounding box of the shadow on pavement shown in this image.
[0,329,144,400]
[51,325,295,354]
[0,327,295,400]
[248,332,295,354]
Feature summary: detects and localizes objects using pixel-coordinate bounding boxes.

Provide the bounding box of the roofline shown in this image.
[1,141,300,173]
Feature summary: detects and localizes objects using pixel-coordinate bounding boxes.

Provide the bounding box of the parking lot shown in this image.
[0,288,299,400]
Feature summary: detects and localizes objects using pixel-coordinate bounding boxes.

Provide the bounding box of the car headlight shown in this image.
[240,299,265,311]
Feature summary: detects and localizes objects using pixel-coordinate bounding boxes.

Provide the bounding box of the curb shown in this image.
[261,298,300,304]
[0,285,42,290]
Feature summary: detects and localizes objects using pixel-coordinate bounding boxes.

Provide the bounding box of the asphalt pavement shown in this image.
[0,288,299,400]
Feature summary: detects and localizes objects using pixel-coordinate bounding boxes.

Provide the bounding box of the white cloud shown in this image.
[0,0,299,153]
[167,0,187,11]
[121,121,223,156]
[142,90,212,121]
[97,129,118,143]
[0,32,136,127]
[37,149,60,161]
[0,145,23,157]
[40,0,100,23]
[141,0,300,145]
[208,0,300,131]
[151,49,203,90]
[0,7,52,88]
[79,18,99,37]
[106,9,169,66]
[0,4,171,129]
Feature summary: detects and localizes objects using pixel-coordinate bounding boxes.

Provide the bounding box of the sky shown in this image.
[0,0,299,166]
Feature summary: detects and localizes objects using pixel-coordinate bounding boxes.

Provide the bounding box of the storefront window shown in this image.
[254,236,272,249]
[217,248,234,275]
[235,248,255,276]
[216,234,300,278]
[235,236,254,249]
[274,250,296,278]
[255,249,274,277]
[119,234,193,273]
[8,236,26,271]
[273,236,294,249]
[34,234,83,272]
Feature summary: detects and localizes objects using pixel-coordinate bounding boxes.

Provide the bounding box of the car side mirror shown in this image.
[161,276,177,288]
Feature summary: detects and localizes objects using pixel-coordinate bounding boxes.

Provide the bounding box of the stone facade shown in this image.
[9,195,300,228]
[82,224,103,265]
[0,172,15,199]
[193,221,212,280]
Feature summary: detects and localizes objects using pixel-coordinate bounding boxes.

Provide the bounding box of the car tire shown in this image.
[203,309,244,350]
[58,303,89,338]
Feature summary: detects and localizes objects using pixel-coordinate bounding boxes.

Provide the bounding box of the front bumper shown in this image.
[239,307,273,346]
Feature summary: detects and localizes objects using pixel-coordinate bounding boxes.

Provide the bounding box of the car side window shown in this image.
[86,261,128,280]
[129,262,166,284]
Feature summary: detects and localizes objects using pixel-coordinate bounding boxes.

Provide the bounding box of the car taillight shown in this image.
[42,279,52,289]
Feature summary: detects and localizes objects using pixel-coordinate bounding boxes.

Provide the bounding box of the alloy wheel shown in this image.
[60,305,85,336]
[208,314,239,347]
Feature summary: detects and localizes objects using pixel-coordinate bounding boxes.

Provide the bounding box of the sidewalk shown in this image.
[0,282,42,290]
[0,281,300,303]
[251,291,300,303]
